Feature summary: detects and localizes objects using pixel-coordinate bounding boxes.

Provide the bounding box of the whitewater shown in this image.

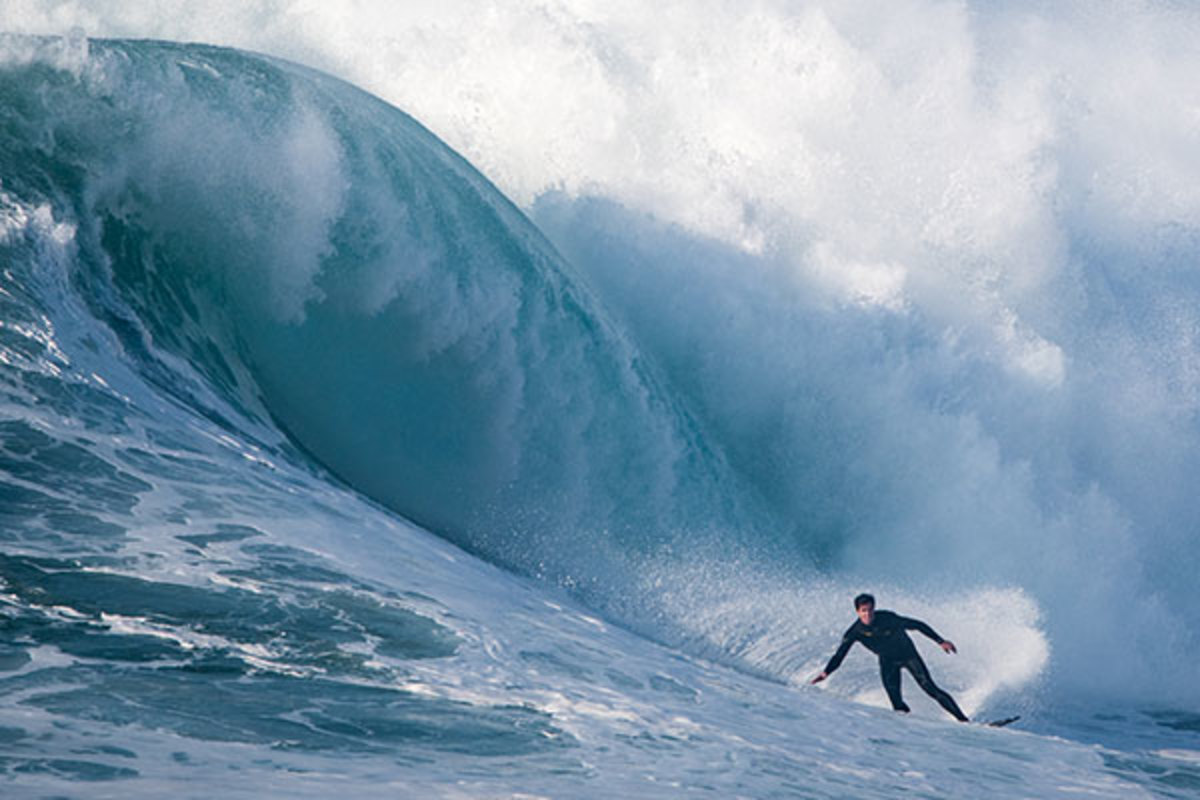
[1,2,1198,797]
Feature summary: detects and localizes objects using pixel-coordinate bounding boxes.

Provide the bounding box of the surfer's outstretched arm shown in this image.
[812,627,857,683]
[898,615,957,654]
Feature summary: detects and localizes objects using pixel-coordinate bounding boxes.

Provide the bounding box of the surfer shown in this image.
[811,593,969,722]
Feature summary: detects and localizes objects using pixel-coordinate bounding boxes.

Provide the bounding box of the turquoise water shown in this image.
[1,18,1199,799]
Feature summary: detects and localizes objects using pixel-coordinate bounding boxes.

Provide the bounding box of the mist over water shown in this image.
[3,3,1200,796]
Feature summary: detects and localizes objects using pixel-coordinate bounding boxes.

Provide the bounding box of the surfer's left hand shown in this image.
[940,641,957,654]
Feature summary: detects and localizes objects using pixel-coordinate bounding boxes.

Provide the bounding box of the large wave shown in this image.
[4,0,1200,715]
[0,34,786,621]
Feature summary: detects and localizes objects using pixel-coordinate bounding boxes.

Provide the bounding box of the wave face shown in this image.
[2,8,1200,799]
[1,35,775,602]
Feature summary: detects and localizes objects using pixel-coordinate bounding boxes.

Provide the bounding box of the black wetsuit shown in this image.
[822,610,968,722]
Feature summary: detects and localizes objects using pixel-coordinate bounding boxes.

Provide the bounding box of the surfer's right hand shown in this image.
[811,671,828,684]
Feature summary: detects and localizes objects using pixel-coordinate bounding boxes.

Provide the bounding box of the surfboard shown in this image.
[983,715,1020,728]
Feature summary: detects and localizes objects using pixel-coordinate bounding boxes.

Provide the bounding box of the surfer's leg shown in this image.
[906,656,968,722]
[879,659,909,712]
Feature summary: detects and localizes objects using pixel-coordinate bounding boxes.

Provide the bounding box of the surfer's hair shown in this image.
[854,593,875,609]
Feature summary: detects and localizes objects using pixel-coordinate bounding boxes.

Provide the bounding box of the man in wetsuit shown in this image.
[811,593,969,722]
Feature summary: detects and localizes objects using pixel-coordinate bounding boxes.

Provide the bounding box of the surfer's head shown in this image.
[854,593,875,625]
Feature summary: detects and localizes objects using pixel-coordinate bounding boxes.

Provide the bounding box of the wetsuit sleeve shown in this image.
[898,615,945,645]
[823,626,858,674]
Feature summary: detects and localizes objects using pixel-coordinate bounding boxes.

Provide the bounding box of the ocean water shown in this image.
[1,3,1199,798]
